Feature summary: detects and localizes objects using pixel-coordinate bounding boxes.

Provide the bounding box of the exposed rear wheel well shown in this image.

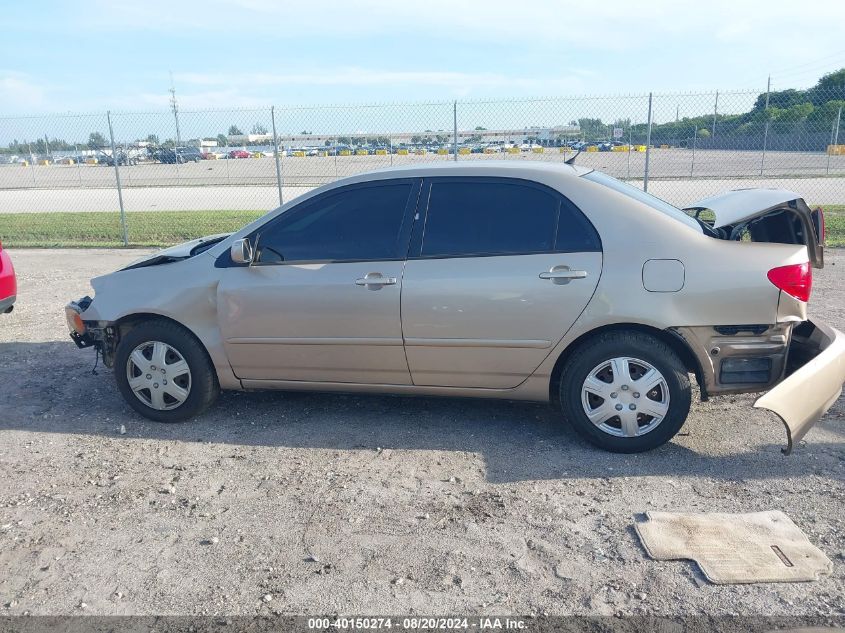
[549,323,705,406]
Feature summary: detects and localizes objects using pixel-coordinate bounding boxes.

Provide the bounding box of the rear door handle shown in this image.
[355,272,397,289]
[539,267,588,284]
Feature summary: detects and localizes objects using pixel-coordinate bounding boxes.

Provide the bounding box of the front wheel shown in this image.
[559,331,691,452]
[114,320,219,422]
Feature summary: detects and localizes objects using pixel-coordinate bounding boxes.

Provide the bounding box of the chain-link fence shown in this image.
[0,89,843,246]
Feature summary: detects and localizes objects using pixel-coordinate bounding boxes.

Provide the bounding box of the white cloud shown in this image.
[82,0,845,48]
[0,71,48,110]
[172,67,593,100]
[117,89,271,110]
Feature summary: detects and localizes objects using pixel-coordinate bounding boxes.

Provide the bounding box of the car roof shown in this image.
[353,160,592,180]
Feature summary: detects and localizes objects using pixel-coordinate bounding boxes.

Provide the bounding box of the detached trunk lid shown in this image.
[685,189,824,268]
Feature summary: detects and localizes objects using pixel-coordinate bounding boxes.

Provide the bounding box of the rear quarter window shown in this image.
[583,170,702,233]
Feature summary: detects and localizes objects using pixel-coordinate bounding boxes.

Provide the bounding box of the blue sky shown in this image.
[2,0,845,114]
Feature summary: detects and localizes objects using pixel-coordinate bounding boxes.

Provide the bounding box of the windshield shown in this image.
[583,171,702,232]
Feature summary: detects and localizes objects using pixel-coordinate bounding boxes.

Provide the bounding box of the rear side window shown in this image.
[420,179,599,258]
[256,182,413,263]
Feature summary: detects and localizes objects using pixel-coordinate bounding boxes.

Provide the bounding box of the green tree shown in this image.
[808,99,845,123]
[809,68,845,105]
[146,134,160,145]
[753,88,808,112]
[228,125,242,136]
[216,134,228,147]
[251,123,268,135]
[577,117,606,141]
[88,132,107,150]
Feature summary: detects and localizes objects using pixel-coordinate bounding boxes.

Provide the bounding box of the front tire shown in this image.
[114,320,218,422]
[559,331,691,452]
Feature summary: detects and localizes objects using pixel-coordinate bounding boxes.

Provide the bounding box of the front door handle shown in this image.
[355,272,398,289]
[539,267,588,284]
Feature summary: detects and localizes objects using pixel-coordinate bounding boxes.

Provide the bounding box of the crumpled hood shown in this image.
[122,233,231,270]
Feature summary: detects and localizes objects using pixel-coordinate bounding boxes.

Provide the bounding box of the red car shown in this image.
[0,240,16,314]
[228,149,251,159]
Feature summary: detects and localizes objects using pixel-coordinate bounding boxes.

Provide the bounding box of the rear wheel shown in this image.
[114,320,218,422]
[559,331,691,452]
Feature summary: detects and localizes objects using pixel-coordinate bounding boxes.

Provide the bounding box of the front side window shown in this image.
[420,179,600,258]
[256,182,413,263]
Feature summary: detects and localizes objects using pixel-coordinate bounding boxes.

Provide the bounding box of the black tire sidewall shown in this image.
[560,333,691,453]
[114,321,217,423]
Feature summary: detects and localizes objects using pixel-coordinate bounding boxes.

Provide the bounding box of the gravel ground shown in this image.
[0,248,843,618]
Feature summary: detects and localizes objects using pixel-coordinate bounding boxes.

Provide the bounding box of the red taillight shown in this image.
[767,262,812,302]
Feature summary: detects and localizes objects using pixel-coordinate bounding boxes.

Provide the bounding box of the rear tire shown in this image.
[559,331,691,452]
[114,320,218,422]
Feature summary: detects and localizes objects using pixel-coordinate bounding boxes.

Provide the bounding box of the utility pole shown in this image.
[169,71,182,148]
[760,75,771,176]
[453,101,458,161]
[107,111,129,246]
[643,92,653,192]
[270,106,284,206]
[828,105,842,175]
[712,91,719,138]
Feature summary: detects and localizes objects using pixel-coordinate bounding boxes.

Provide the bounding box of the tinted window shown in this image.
[583,170,702,232]
[420,179,599,257]
[256,183,412,263]
[421,181,558,257]
[556,196,602,252]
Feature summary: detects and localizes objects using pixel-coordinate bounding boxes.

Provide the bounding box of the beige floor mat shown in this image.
[634,510,832,584]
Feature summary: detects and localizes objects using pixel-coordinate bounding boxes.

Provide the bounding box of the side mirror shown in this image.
[230,238,254,265]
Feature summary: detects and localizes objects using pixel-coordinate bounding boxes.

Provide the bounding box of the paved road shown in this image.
[0,174,843,215]
[3,150,844,189]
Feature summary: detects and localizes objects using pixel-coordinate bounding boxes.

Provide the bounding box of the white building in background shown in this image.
[227,125,580,147]
[225,134,272,145]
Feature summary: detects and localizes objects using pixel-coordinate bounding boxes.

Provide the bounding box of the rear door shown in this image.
[401,177,602,389]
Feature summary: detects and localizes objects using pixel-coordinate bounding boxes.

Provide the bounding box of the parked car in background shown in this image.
[64,162,842,454]
[228,149,251,159]
[0,240,17,314]
[155,147,203,164]
[98,151,139,166]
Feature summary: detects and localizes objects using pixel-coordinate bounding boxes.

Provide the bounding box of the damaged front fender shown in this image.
[754,319,845,454]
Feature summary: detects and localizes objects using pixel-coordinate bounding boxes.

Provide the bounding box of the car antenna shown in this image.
[564,148,582,165]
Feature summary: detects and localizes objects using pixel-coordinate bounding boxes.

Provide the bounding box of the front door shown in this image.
[218,179,420,384]
[401,177,602,389]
